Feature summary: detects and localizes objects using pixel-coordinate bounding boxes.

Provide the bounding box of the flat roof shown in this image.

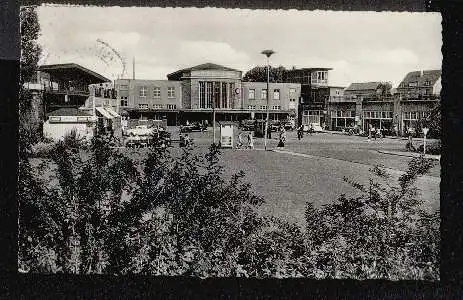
[38,63,110,83]
[287,67,333,72]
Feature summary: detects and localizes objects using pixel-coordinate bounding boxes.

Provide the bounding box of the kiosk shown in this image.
[219,122,234,148]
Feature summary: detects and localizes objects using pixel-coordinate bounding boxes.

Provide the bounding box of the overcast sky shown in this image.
[36,5,442,87]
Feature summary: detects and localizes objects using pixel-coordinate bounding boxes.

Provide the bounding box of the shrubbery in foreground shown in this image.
[18,134,439,279]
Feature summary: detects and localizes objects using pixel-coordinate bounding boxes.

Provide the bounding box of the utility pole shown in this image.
[261,50,275,151]
[213,83,216,145]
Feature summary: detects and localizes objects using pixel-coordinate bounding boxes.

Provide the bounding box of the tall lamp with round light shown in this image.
[261,49,275,151]
[423,127,429,155]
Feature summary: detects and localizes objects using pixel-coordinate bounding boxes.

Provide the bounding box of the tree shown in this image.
[243,66,287,83]
[19,6,42,151]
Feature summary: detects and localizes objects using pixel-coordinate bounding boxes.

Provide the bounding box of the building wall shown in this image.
[115,79,182,110]
[241,82,300,112]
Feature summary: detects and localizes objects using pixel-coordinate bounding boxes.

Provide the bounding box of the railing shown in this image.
[399,94,440,101]
[45,86,90,95]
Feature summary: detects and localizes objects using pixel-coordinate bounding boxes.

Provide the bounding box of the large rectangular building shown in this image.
[115,79,183,126]
[114,63,301,126]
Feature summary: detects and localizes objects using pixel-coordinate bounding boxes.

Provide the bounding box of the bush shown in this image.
[19,135,439,279]
[416,140,440,155]
[304,157,439,280]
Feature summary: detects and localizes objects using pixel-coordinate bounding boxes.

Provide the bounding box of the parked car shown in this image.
[270,120,281,132]
[240,119,256,131]
[303,123,324,133]
[282,121,295,131]
[180,122,207,132]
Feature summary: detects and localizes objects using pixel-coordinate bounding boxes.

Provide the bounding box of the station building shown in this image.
[114,63,301,126]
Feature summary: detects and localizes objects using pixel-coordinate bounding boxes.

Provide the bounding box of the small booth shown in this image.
[219,122,234,148]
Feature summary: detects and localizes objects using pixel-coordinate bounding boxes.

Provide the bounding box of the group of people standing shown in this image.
[236,131,254,149]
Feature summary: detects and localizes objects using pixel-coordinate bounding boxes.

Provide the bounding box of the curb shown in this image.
[377,150,440,161]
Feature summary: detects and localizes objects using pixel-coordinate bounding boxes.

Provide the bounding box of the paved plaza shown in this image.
[166,127,440,227]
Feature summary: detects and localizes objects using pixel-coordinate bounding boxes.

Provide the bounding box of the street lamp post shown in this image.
[261,49,275,151]
[423,127,429,155]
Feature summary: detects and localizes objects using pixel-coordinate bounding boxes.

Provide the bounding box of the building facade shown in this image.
[326,70,441,134]
[115,79,182,126]
[285,68,332,127]
[396,70,441,134]
[241,82,300,121]
[113,63,301,126]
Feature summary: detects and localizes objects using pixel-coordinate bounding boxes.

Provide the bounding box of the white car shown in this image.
[303,123,324,133]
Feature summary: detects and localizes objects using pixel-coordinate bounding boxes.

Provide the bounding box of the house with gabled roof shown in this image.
[396,69,441,100]
[396,70,441,135]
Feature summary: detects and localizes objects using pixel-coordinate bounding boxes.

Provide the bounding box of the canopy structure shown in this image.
[39,63,110,84]
[95,107,116,119]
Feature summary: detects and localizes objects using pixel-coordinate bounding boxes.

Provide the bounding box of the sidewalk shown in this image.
[377,150,440,161]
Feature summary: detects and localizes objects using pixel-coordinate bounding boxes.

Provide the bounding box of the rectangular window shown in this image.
[411,112,417,119]
[139,86,147,97]
[249,89,255,100]
[261,89,267,99]
[289,88,296,98]
[153,104,163,109]
[272,105,281,110]
[222,82,228,108]
[153,87,161,97]
[206,82,213,108]
[214,82,220,108]
[337,111,342,117]
[408,82,418,87]
[273,89,280,100]
[167,87,175,98]
[119,84,129,90]
[199,82,206,108]
[139,104,148,109]
[167,104,176,109]
[260,105,267,110]
[248,105,256,110]
[120,99,128,107]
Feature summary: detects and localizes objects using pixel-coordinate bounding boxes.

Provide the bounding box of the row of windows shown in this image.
[199,81,233,109]
[400,81,432,88]
[363,111,393,119]
[137,104,177,110]
[139,86,176,98]
[248,88,296,100]
[303,110,324,116]
[246,105,281,110]
[330,111,356,118]
[402,111,430,120]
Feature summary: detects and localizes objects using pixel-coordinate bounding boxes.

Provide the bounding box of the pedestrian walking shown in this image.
[184,134,190,146]
[278,127,286,147]
[248,132,254,149]
[237,132,243,149]
[267,122,272,139]
[297,125,303,140]
[309,124,314,136]
[372,127,377,140]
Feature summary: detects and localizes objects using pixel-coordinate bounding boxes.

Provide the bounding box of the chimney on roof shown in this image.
[420,70,424,77]
[133,57,135,80]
